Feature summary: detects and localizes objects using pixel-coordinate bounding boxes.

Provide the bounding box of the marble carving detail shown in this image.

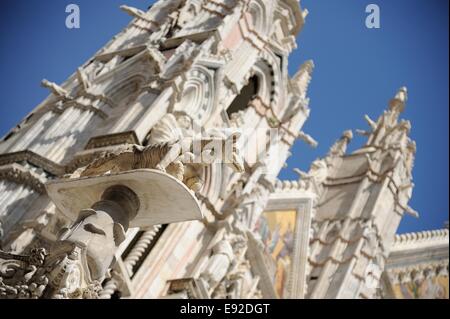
[0,0,440,301]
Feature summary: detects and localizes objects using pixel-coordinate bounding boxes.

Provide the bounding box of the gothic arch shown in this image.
[104,74,147,106]
[173,66,215,125]
[257,50,285,115]
[247,0,269,35]
[199,163,225,206]
[224,54,283,123]
[227,75,259,118]
[250,59,274,105]
[242,52,283,114]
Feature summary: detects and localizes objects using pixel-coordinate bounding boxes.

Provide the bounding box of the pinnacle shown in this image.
[389,86,408,112]
[342,130,353,140]
[294,60,314,78]
[396,86,408,102]
[302,59,315,70]
[302,9,309,20]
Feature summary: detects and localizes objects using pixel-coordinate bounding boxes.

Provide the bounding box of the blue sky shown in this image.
[0,1,448,233]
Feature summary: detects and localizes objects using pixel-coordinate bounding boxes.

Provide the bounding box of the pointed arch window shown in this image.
[226,75,260,118]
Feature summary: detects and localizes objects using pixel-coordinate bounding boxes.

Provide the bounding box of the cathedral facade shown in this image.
[0,0,447,299]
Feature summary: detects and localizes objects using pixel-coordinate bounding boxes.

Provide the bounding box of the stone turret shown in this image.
[306,87,417,299]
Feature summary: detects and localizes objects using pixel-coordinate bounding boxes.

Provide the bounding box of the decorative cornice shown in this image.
[84,131,140,150]
[395,229,449,245]
[274,179,302,191]
[0,150,63,176]
[391,229,449,252]
[385,229,448,286]
[0,138,144,181]
[39,100,108,120]
[0,163,47,193]
[201,3,227,18]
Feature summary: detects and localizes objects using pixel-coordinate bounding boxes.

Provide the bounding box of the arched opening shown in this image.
[248,0,267,34]
[226,76,259,118]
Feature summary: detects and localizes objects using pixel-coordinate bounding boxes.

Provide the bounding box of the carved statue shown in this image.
[72,113,244,192]
[225,259,261,299]
[57,209,126,282]
[200,238,234,292]
[405,140,416,175]
[76,67,91,91]
[177,3,198,28]
[308,159,329,185]
[294,159,329,192]
[205,233,262,299]
[379,119,411,149]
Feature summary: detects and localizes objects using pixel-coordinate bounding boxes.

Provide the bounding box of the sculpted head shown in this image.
[62,209,126,281]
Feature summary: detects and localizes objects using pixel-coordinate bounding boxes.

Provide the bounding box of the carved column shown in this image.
[1,165,206,299]
[0,185,139,299]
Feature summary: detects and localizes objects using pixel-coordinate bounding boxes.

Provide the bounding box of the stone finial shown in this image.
[389,86,408,113]
[292,60,315,99]
[302,9,309,20]
[342,129,354,140]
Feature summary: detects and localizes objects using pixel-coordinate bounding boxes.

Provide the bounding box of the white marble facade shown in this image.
[0,0,447,299]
